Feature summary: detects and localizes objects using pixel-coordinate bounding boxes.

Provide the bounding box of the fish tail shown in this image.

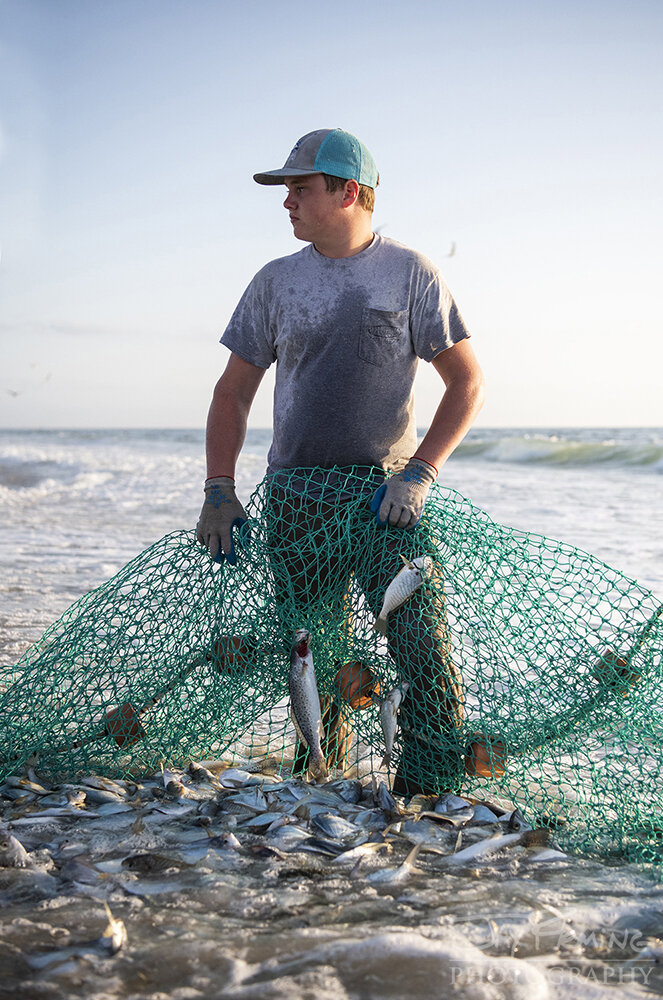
[309,754,328,782]
[373,616,387,636]
[381,751,391,769]
[404,842,423,870]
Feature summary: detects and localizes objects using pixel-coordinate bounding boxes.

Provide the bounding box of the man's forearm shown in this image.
[370,360,485,530]
[204,354,266,480]
[205,383,251,480]
[414,369,486,473]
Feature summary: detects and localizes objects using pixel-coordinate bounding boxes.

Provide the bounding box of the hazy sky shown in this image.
[1,0,661,429]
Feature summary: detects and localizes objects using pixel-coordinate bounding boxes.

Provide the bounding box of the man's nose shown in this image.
[283,190,296,210]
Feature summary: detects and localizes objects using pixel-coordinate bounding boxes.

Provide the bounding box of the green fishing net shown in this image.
[1,466,662,870]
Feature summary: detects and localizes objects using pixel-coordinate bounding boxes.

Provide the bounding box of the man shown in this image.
[197,128,486,795]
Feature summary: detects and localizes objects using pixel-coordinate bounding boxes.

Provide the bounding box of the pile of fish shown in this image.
[0,614,566,981]
[0,752,569,971]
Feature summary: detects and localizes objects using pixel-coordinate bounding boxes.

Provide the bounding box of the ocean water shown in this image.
[1,427,663,998]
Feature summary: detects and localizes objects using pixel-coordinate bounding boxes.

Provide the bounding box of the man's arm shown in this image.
[205,353,266,479]
[371,338,485,528]
[413,338,486,472]
[197,353,266,561]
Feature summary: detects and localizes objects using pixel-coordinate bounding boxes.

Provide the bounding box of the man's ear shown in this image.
[342,179,360,208]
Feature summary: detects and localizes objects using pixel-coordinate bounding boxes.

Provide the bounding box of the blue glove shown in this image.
[196,477,248,565]
[370,458,437,529]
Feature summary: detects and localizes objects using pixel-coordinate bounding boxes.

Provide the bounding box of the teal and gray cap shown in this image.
[253,129,379,189]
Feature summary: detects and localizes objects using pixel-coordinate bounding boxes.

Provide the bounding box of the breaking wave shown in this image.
[0,428,661,493]
[453,430,663,472]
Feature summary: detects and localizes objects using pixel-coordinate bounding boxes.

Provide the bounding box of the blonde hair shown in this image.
[322,173,379,213]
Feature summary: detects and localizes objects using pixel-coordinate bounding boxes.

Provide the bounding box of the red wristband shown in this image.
[412,456,439,476]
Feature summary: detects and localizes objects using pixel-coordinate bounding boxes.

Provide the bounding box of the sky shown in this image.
[1,0,661,429]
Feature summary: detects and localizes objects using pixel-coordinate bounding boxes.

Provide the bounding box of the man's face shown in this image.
[283,174,345,244]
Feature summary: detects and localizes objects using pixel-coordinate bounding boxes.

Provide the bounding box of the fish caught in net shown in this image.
[1,466,661,871]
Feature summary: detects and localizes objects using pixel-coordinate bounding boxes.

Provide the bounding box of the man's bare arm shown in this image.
[370,338,485,528]
[205,353,266,480]
[414,339,486,472]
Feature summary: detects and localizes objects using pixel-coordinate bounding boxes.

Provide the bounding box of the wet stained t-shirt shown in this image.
[220,235,471,474]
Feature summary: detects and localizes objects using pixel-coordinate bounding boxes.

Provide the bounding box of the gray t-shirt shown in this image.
[220,235,470,474]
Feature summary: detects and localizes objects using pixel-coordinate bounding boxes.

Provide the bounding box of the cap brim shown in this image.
[253,168,322,185]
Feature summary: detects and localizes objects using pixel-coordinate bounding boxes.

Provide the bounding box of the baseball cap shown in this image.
[253,129,379,189]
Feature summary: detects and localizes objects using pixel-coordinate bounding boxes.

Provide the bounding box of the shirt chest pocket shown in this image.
[358,308,410,367]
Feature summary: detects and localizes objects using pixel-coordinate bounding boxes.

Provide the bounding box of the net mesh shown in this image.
[1,466,662,870]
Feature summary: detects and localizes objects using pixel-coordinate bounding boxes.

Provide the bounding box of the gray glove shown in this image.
[370,457,437,529]
[196,477,247,564]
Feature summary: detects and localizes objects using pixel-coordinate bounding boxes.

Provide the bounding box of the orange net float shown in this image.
[334,661,383,710]
[56,699,148,754]
[464,733,507,779]
[591,648,641,697]
[104,702,147,749]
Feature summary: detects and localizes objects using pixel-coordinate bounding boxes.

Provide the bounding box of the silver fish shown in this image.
[505,808,532,832]
[239,812,285,831]
[374,555,433,635]
[0,830,31,867]
[216,768,254,787]
[267,825,312,851]
[82,775,128,797]
[417,807,474,828]
[375,779,402,816]
[0,785,33,801]
[246,844,288,860]
[366,842,423,883]
[311,811,361,841]
[99,902,127,954]
[471,804,500,824]
[289,629,328,781]
[397,817,449,844]
[297,837,345,857]
[332,840,391,867]
[526,847,568,863]
[73,786,123,806]
[3,776,51,796]
[325,778,364,804]
[227,786,268,813]
[188,761,221,786]
[159,764,190,799]
[377,682,409,768]
[443,828,549,866]
[59,853,104,885]
[183,832,241,851]
[65,789,88,809]
[28,913,126,972]
[435,793,472,813]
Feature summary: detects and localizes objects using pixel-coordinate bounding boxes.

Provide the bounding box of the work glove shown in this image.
[370,457,437,529]
[196,477,247,565]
